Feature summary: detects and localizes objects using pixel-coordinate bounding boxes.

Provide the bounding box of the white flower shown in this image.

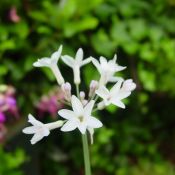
[58,95,102,134]
[22,114,64,144]
[92,55,126,86]
[96,79,136,109]
[61,48,91,84]
[33,45,64,85]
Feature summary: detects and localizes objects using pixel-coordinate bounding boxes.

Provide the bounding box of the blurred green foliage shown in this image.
[0,147,26,175]
[0,0,175,174]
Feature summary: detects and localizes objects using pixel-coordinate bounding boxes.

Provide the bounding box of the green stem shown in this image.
[82,133,91,175]
[76,84,80,99]
[94,95,99,102]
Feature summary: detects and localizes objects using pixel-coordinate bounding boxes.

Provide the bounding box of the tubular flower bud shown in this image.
[89,80,99,98]
[61,82,72,102]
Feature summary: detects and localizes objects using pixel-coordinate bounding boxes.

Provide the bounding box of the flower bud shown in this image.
[97,101,105,110]
[122,79,136,91]
[80,91,85,101]
[61,82,71,102]
[89,80,99,98]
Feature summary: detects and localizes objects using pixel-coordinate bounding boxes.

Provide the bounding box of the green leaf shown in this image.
[138,66,156,91]
[92,29,116,56]
[63,16,99,37]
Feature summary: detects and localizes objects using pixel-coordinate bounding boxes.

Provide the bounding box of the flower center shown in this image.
[78,116,84,122]
[107,96,111,101]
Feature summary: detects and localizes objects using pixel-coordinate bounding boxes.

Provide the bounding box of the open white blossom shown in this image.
[23,114,64,144]
[58,95,102,134]
[96,79,136,109]
[33,45,64,85]
[92,55,126,86]
[61,48,91,84]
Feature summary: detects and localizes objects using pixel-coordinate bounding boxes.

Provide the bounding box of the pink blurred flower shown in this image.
[36,88,64,118]
[9,6,21,23]
[0,113,5,123]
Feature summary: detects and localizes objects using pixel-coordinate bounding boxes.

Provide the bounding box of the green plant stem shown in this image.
[76,84,80,98]
[82,133,91,175]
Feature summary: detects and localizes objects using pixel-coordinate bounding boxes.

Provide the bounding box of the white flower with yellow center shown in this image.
[61,48,91,85]
[33,45,64,85]
[23,114,64,144]
[92,55,126,86]
[58,95,102,134]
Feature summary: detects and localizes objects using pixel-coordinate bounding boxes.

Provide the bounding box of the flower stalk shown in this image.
[82,132,91,175]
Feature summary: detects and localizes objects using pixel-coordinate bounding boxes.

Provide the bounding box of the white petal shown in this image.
[81,57,92,66]
[61,120,78,132]
[75,48,83,62]
[22,126,38,134]
[110,79,123,96]
[28,114,43,127]
[96,86,109,100]
[51,45,62,64]
[30,133,44,145]
[61,55,74,68]
[84,100,95,117]
[42,127,50,136]
[92,58,101,73]
[99,56,107,66]
[77,123,86,134]
[33,58,51,67]
[33,61,43,67]
[71,95,83,116]
[108,76,123,83]
[58,109,75,119]
[111,100,125,108]
[113,54,117,62]
[117,91,131,99]
[87,117,103,128]
[114,65,126,72]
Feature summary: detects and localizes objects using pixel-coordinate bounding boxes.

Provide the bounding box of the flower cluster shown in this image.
[23,45,136,144]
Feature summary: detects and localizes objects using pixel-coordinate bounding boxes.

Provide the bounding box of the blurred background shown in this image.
[0,0,175,174]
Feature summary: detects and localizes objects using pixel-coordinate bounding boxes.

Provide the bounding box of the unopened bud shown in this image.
[97,101,105,110]
[89,80,99,97]
[122,79,136,91]
[80,91,85,101]
[61,82,71,101]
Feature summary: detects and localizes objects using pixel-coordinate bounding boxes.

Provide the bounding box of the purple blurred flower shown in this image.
[0,113,5,123]
[0,85,19,120]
